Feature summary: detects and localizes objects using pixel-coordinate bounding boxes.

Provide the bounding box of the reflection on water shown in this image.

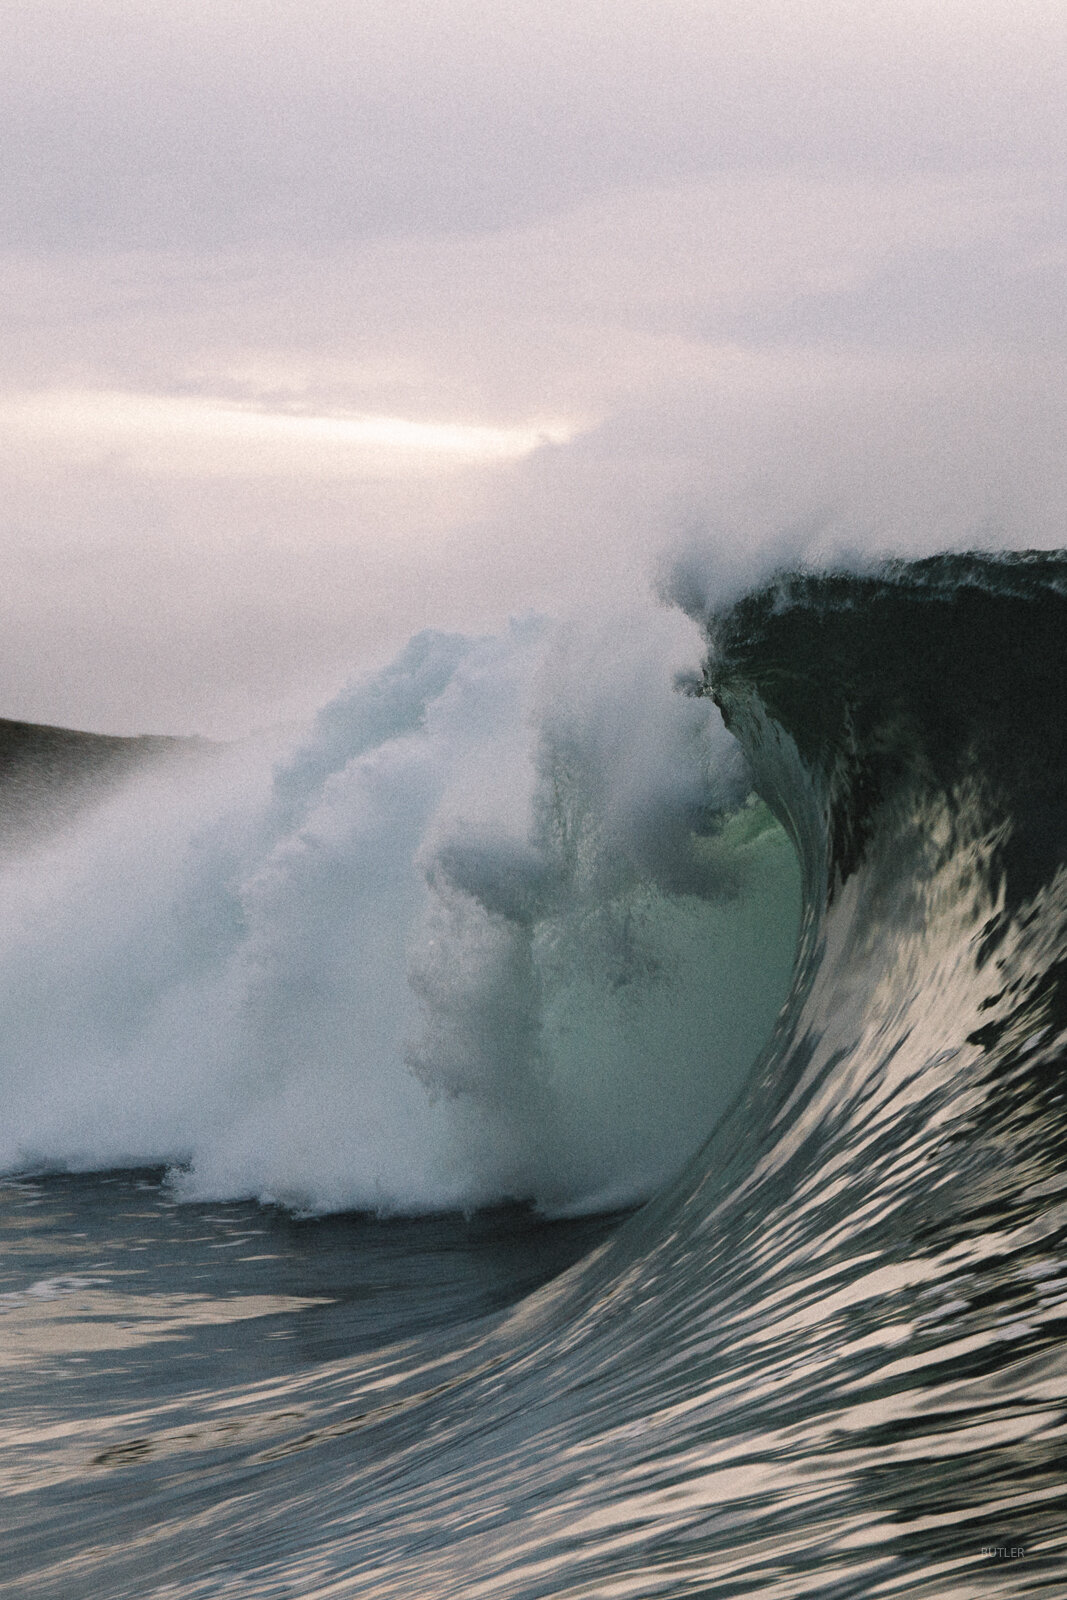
[0,1170,622,1505]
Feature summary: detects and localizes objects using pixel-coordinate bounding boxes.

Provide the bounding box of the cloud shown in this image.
[2,1,1064,249]
[0,388,578,477]
[0,5,1063,734]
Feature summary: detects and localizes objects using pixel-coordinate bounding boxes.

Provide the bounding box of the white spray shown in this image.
[0,611,799,1214]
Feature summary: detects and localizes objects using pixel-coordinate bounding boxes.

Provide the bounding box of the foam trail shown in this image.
[0,609,799,1214]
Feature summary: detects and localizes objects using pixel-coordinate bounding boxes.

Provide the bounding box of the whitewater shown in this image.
[0,608,798,1216]
[2,549,1066,1596]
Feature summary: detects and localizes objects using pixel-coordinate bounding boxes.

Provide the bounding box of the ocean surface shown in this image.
[1,551,1065,1596]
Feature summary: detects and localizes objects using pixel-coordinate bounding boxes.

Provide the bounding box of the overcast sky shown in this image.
[3,0,1065,734]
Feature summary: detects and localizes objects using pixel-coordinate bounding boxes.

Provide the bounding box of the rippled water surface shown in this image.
[0,1171,621,1588]
[2,554,1066,1597]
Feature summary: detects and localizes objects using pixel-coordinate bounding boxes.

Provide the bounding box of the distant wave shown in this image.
[0,717,197,852]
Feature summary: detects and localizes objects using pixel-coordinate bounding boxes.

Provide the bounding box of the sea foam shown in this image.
[0,609,799,1215]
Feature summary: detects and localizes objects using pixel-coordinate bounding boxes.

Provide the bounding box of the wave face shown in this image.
[5,552,1067,1597]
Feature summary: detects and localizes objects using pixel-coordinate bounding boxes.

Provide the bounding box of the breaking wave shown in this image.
[0,610,799,1215]
[4,550,1067,1598]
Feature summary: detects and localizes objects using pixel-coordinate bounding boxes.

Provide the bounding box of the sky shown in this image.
[2,0,1065,735]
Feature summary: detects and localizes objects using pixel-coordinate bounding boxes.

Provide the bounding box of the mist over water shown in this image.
[0,607,799,1216]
